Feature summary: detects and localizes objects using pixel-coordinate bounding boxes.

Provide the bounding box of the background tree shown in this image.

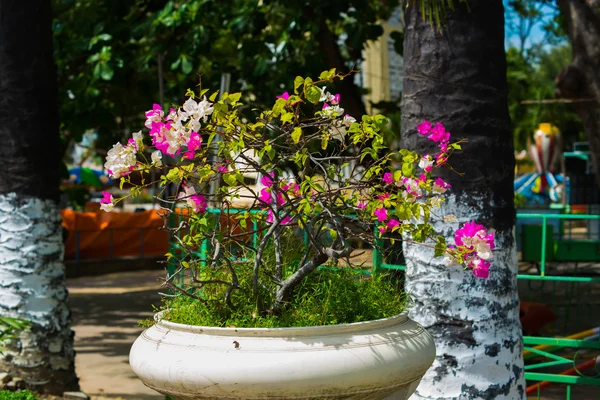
[53,0,402,154]
[401,1,525,398]
[555,0,600,182]
[0,0,79,394]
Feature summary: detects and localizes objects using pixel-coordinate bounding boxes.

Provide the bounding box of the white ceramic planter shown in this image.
[129,312,435,400]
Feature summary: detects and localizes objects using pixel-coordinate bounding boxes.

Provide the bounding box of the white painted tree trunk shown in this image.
[405,194,525,399]
[0,193,78,393]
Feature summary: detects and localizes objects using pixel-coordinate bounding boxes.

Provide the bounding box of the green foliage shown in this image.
[0,391,38,400]
[52,0,400,151]
[160,269,407,328]
[0,317,31,353]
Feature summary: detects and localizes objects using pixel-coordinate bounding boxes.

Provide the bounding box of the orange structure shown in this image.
[61,209,169,260]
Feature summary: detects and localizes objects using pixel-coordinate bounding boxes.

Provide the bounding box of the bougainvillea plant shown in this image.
[103,69,494,314]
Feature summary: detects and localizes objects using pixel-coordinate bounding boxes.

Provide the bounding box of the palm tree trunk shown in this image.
[0,0,79,394]
[401,1,525,399]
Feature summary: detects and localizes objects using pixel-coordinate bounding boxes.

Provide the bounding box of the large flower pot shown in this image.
[129,312,435,400]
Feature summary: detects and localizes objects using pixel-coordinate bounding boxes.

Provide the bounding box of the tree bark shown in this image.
[555,0,600,185]
[0,0,79,394]
[401,1,525,399]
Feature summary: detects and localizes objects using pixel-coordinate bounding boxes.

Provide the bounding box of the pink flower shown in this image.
[144,104,164,128]
[374,207,388,222]
[331,94,341,105]
[183,131,202,159]
[189,195,207,213]
[378,226,387,234]
[261,172,274,188]
[277,92,290,100]
[322,103,330,110]
[100,192,114,212]
[417,120,432,135]
[428,123,451,143]
[217,165,228,173]
[433,177,451,193]
[377,193,390,201]
[382,172,393,185]
[470,258,491,279]
[419,155,434,173]
[259,188,272,204]
[387,219,400,230]
[439,141,449,153]
[100,191,113,204]
[276,192,286,206]
[357,201,367,210]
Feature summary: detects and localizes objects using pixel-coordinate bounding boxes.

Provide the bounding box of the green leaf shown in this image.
[223,172,238,186]
[306,86,321,103]
[402,162,414,177]
[209,91,219,102]
[228,92,242,103]
[329,229,338,240]
[294,76,304,93]
[181,55,193,74]
[318,68,336,81]
[321,135,329,150]
[291,127,302,144]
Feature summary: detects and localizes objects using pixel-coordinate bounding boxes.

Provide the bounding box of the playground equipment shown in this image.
[515,123,565,205]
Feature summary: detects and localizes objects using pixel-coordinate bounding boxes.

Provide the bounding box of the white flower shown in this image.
[419,155,434,171]
[342,114,356,127]
[151,150,162,167]
[132,131,143,149]
[104,142,137,179]
[197,96,214,122]
[319,86,336,102]
[164,128,186,155]
[321,105,344,118]
[100,203,114,212]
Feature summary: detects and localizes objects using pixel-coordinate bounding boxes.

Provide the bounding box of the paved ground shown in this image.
[66,264,600,400]
[68,269,165,399]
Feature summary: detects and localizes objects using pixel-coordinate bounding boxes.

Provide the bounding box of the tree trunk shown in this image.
[555,0,600,185]
[0,0,79,394]
[401,1,525,399]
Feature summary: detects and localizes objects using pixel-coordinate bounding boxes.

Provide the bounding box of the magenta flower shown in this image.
[276,192,286,206]
[417,120,432,135]
[374,207,388,222]
[357,201,367,210]
[428,123,451,143]
[433,177,451,193]
[100,191,113,204]
[276,92,290,100]
[260,172,274,188]
[189,195,207,213]
[377,193,390,201]
[322,102,330,110]
[382,172,393,185]
[331,94,341,105]
[259,188,272,204]
[378,226,387,234]
[387,219,400,230]
[183,131,202,159]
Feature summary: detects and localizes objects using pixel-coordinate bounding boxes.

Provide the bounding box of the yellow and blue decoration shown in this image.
[514,123,564,205]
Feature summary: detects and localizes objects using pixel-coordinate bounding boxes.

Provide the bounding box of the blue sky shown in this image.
[504,2,562,51]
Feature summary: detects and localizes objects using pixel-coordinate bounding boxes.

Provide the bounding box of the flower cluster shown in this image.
[100,191,114,212]
[103,71,494,286]
[417,120,451,166]
[445,222,495,278]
